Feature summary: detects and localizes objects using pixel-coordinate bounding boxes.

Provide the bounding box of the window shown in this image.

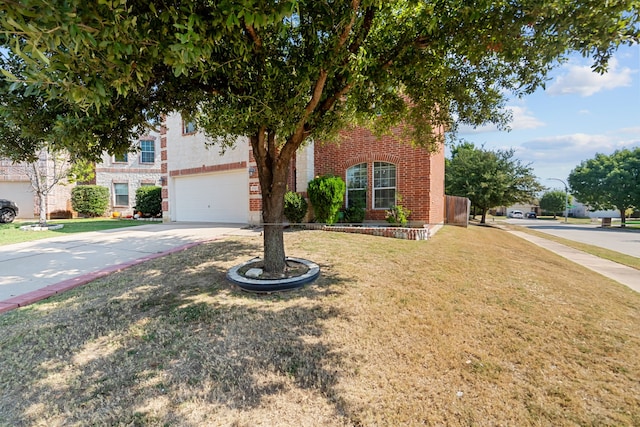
[373,162,396,209]
[140,140,155,163]
[113,153,128,163]
[114,183,129,206]
[346,163,367,208]
[183,120,196,134]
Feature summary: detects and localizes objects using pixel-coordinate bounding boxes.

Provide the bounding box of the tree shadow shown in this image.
[0,238,356,425]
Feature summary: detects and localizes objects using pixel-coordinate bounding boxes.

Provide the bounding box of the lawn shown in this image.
[0,218,147,246]
[1,226,638,425]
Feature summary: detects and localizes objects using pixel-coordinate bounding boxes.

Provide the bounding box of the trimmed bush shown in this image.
[307,175,346,224]
[344,199,366,223]
[71,185,109,217]
[284,191,308,224]
[135,186,162,217]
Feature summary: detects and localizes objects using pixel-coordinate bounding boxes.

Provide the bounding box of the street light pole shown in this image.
[548,178,569,223]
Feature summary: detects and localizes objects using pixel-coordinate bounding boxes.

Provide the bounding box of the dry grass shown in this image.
[1,226,639,426]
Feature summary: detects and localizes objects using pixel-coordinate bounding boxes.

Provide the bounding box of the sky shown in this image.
[457,43,640,191]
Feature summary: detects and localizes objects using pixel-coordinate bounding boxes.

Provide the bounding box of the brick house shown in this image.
[0,132,161,219]
[161,112,445,228]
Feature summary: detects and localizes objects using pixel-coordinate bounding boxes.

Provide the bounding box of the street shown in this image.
[504,219,640,258]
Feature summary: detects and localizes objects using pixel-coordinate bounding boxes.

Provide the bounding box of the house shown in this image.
[160,113,445,229]
[0,152,74,219]
[0,132,161,219]
[92,132,162,217]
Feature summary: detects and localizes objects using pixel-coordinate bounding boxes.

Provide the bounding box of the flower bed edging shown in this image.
[322,225,430,240]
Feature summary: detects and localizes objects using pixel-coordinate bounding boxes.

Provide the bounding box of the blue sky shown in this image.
[457,44,640,191]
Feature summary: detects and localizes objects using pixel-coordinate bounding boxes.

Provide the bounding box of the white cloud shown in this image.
[457,104,544,133]
[547,58,634,97]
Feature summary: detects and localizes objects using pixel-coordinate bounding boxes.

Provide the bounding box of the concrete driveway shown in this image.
[0,222,259,304]
[504,219,640,258]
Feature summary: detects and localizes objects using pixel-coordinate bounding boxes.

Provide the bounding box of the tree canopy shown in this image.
[539,190,572,218]
[1,0,638,272]
[446,142,543,223]
[568,148,640,226]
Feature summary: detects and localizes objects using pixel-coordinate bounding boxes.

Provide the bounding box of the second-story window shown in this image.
[114,153,128,163]
[140,140,155,164]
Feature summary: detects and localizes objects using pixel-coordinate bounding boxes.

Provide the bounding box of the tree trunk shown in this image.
[250,130,293,274]
[620,208,626,227]
[480,209,487,224]
[38,192,47,226]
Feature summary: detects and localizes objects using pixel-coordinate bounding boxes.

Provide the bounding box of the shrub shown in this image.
[307,175,346,224]
[71,185,109,217]
[385,194,411,226]
[284,191,308,224]
[135,186,162,217]
[344,199,366,223]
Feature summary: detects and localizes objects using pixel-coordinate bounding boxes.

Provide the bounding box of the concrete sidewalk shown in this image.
[508,230,640,293]
[0,222,260,313]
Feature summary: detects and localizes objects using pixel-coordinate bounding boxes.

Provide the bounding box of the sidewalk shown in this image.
[0,222,260,313]
[508,230,640,293]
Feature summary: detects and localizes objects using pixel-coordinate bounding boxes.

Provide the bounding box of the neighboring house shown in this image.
[161,113,446,228]
[93,132,162,217]
[0,153,73,219]
[0,132,161,219]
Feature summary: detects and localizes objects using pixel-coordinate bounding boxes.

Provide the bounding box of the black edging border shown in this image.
[226,257,321,293]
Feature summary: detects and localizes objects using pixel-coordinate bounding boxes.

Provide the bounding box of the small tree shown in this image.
[283,191,308,224]
[308,176,346,225]
[134,186,162,217]
[71,185,109,217]
[539,190,574,218]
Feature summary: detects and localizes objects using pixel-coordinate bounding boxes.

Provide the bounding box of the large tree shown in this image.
[568,148,640,227]
[1,1,637,273]
[446,142,543,223]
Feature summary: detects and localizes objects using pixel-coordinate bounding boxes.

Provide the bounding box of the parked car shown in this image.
[526,212,537,219]
[508,210,524,219]
[0,199,19,223]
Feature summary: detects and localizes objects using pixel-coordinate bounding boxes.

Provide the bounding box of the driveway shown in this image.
[0,222,259,302]
[504,219,640,258]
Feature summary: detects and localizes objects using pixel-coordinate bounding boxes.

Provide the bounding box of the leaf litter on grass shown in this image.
[0,226,639,426]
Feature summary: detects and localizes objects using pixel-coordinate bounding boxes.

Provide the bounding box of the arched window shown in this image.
[346,163,367,208]
[373,162,396,209]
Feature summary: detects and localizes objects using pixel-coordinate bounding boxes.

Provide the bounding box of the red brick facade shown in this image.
[314,126,445,226]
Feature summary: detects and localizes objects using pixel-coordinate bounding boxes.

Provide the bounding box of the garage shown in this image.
[0,181,34,219]
[173,170,249,223]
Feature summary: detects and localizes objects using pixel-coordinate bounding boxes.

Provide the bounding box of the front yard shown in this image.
[0,226,638,425]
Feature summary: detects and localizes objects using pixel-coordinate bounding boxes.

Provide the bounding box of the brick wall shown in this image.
[314,126,445,225]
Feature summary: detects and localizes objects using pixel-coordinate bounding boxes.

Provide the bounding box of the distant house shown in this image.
[160,113,445,229]
[0,152,73,219]
[92,132,162,217]
[0,132,161,219]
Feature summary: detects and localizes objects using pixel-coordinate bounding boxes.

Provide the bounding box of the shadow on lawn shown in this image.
[0,238,353,425]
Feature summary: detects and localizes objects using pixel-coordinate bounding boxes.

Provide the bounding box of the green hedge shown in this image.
[307,175,345,224]
[71,185,109,217]
[284,191,308,224]
[135,186,162,216]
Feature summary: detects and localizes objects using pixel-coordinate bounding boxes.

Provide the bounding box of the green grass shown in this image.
[0,218,147,246]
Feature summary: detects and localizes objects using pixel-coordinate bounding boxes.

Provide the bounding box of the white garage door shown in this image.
[174,170,249,223]
[0,182,34,218]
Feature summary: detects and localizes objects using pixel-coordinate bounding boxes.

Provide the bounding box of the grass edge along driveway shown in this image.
[0,226,638,425]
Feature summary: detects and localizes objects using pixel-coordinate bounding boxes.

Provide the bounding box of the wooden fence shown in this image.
[445,195,470,227]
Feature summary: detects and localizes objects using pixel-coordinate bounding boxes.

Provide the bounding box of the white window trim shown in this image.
[373,162,396,210]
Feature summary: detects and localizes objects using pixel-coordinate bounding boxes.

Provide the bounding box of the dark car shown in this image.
[0,199,19,223]
[526,212,537,219]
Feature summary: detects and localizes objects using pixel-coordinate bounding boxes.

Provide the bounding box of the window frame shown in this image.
[182,120,196,135]
[139,139,155,164]
[373,162,397,210]
[346,163,368,209]
[113,182,129,207]
[113,153,128,163]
